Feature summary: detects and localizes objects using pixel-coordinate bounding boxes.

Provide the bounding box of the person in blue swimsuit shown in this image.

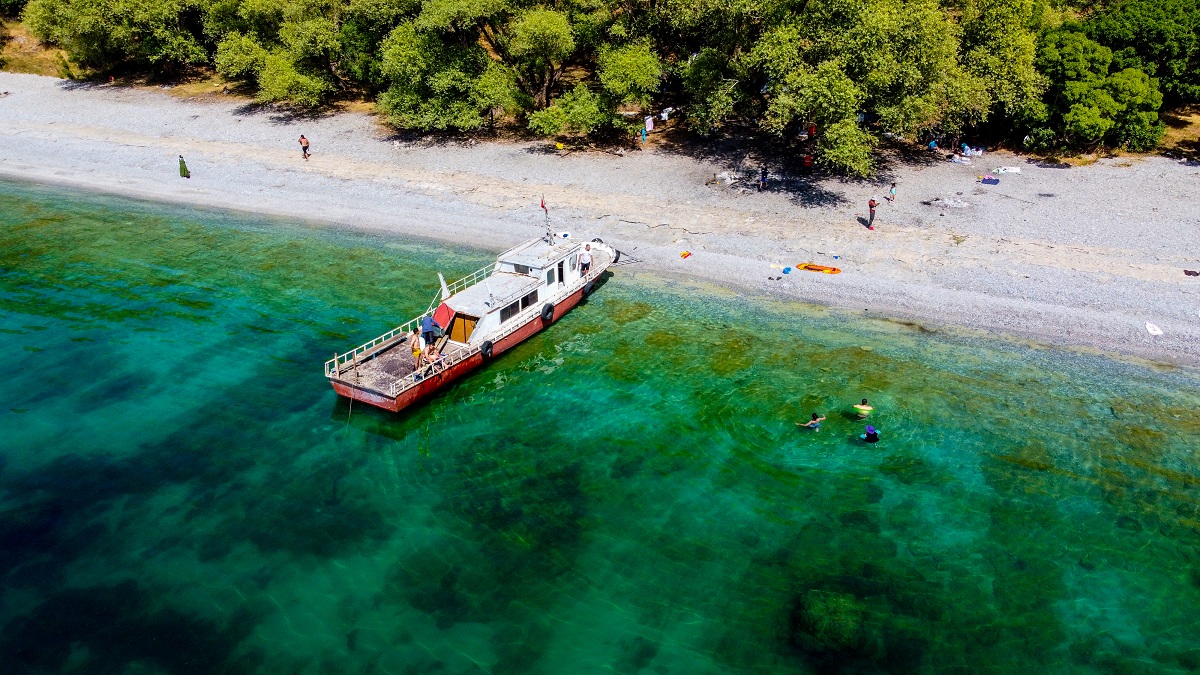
[798,413,826,431]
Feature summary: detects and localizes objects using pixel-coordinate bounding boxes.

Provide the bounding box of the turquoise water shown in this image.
[2,179,1200,674]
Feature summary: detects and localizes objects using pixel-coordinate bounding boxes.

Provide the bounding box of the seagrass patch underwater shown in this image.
[1,179,1199,674]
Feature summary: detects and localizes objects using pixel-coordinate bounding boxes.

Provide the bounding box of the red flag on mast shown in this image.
[540,196,547,214]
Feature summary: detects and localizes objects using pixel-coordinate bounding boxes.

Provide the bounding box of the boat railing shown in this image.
[325,316,420,379]
[478,248,610,348]
[326,264,497,380]
[387,341,474,397]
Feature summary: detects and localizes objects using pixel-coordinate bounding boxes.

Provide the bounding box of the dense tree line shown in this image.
[9,0,1198,174]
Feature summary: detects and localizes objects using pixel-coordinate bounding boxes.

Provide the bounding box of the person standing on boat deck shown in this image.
[410,328,423,371]
[580,244,593,277]
[421,315,437,347]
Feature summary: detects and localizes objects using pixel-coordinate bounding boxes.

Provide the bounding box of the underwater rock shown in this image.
[1115,516,1143,532]
[791,590,867,654]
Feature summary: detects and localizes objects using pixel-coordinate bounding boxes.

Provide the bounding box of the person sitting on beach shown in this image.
[797,413,826,431]
[854,399,873,418]
[860,425,880,443]
[580,244,593,276]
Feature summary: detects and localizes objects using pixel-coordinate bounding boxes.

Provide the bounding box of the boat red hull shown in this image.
[330,284,588,412]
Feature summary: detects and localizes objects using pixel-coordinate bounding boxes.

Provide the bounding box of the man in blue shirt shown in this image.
[421,315,437,346]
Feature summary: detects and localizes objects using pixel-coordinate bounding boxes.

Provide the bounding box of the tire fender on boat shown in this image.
[613,249,621,264]
[480,340,493,359]
[541,303,555,323]
[591,238,604,244]
[583,281,595,296]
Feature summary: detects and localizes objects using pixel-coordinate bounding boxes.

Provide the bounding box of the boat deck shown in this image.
[334,335,469,396]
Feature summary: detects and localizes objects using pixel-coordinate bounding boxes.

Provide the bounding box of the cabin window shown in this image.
[569,254,578,271]
[514,264,530,275]
[500,301,520,322]
[546,269,555,285]
[520,290,538,310]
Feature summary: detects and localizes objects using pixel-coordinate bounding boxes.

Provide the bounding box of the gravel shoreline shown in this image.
[2,72,1199,367]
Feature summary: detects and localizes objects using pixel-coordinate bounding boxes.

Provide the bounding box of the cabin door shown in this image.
[557,260,565,285]
[449,314,478,343]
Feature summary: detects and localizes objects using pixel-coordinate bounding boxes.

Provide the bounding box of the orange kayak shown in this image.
[796,263,841,275]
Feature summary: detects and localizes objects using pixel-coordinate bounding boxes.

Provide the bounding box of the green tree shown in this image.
[506,8,576,108]
[597,41,662,107]
[527,83,606,135]
[960,0,1046,122]
[1087,0,1200,103]
[1032,28,1164,149]
[24,0,207,69]
[679,49,740,135]
[377,20,517,129]
[215,31,268,80]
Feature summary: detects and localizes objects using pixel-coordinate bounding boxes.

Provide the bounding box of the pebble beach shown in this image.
[2,71,1198,366]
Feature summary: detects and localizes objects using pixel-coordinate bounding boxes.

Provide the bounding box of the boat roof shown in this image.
[499,238,579,269]
[445,272,539,317]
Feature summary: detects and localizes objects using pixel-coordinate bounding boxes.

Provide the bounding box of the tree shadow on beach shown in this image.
[652,127,853,208]
[229,101,341,125]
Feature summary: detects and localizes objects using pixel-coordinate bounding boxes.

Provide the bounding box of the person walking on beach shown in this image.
[867,198,877,230]
[854,398,873,418]
[178,155,190,179]
[887,182,897,203]
[299,135,310,160]
[798,413,826,431]
[758,167,768,192]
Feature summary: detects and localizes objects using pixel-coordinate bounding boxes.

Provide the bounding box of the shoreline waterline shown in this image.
[4,171,1196,376]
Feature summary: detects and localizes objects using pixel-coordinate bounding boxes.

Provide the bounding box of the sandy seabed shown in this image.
[1,72,1198,367]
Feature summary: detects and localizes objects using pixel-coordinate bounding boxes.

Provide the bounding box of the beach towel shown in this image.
[980,175,1000,185]
[644,116,655,132]
[995,166,1021,174]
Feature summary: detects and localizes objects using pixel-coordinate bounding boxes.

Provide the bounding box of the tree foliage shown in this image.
[16,0,1194,169]
[1029,27,1165,150]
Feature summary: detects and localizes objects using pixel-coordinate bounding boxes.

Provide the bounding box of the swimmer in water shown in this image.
[797,413,826,431]
[860,425,880,443]
[853,398,873,418]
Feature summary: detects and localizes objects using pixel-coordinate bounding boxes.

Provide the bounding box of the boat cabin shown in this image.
[435,238,588,349]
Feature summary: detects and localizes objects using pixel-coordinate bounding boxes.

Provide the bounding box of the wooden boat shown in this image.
[325,233,619,413]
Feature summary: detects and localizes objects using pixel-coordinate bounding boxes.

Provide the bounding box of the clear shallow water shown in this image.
[2,180,1199,674]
